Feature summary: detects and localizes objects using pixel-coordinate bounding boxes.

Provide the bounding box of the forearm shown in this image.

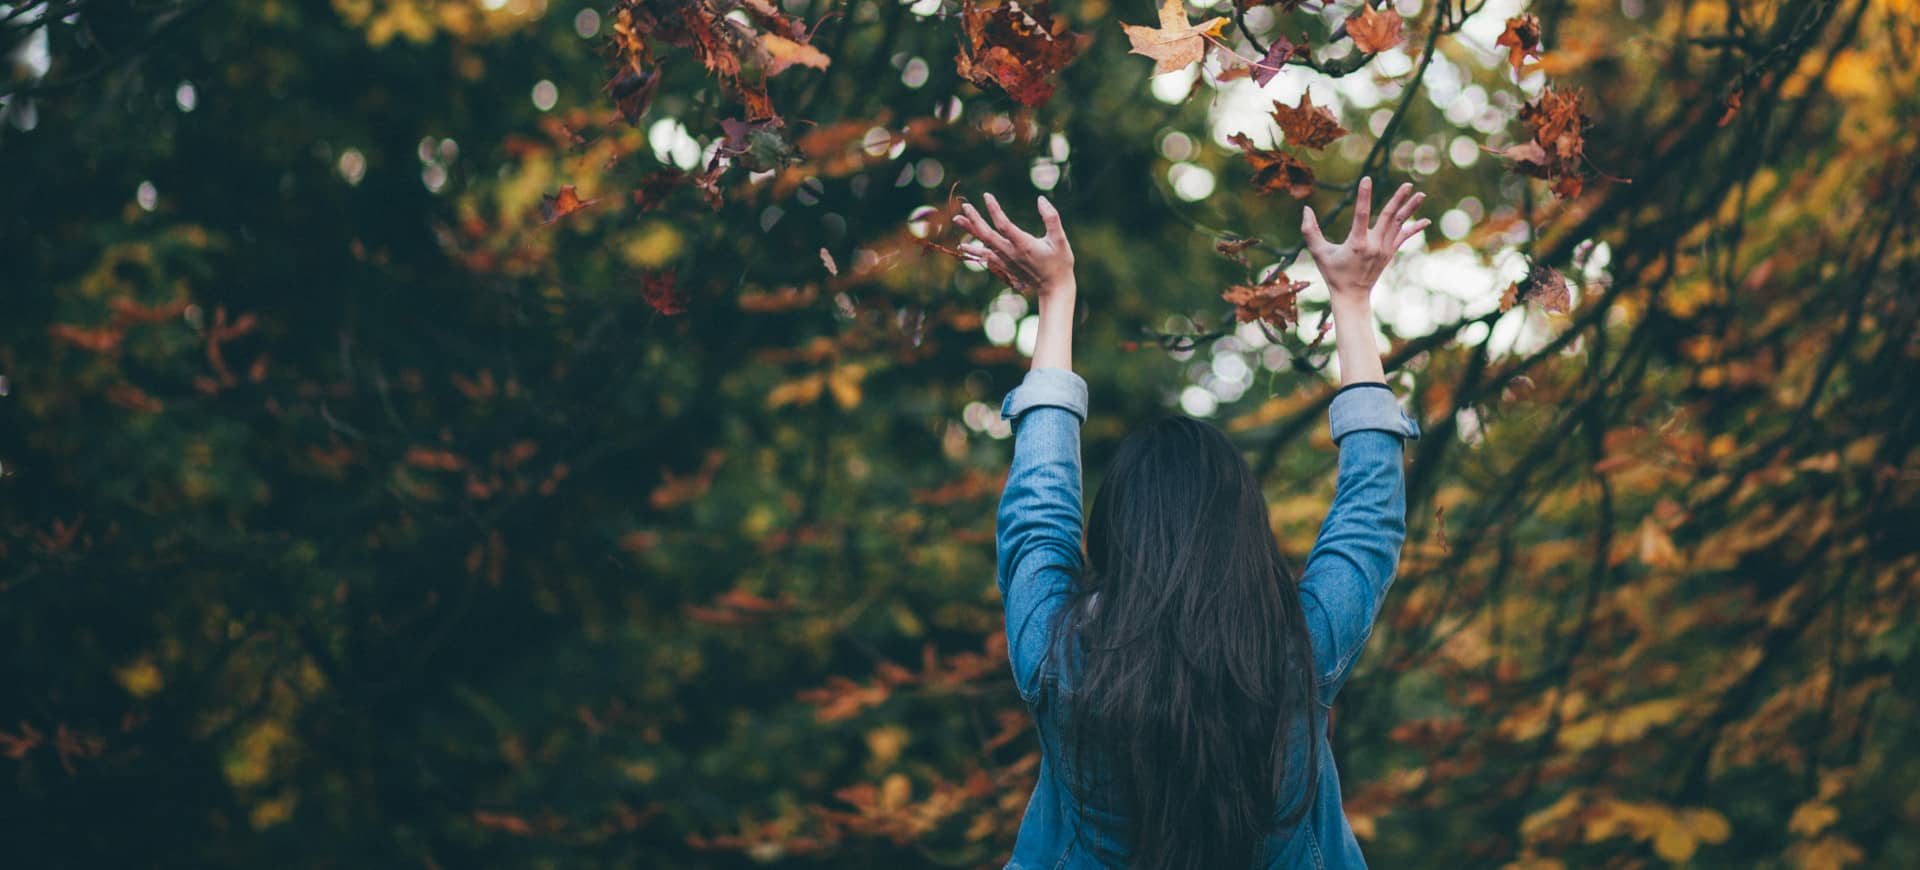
[1329,295,1386,386]
[1029,281,1077,372]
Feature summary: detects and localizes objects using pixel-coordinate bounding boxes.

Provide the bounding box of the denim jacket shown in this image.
[994,367,1421,870]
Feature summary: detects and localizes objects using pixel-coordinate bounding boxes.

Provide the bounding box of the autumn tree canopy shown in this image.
[3,0,1917,867]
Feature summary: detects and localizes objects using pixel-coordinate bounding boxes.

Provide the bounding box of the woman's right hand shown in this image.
[1301,177,1430,305]
[953,193,1076,300]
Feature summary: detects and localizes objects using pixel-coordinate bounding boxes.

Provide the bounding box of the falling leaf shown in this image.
[1228,133,1316,199]
[954,0,1083,107]
[758,33,830,77]
[1718,87,1742,127]
[1215,236,1262,265]
[1519,86,1592,198]
[1270,93,1347,150]
[642,271,688,315]
[609,63,662,125]
[1494,14,1541,76]
[1123,0,1231,77]
[1222,276,1309,331]
[1510,262,1573,314]
[540,185,599,223]
[1251,32,1306,87]
[820,248,838,276]
[1345,5,1404,54]
[1435,505,1451,554]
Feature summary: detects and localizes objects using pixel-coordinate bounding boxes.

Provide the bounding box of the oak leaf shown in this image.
[955,0,1082,107]
[1123,0,1231,77]
[1228,133,1315,199]
[1270,93,1347,150]
[1345,5,1404,54]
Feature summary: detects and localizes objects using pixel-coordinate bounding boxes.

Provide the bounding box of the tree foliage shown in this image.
[2,0,1918,867]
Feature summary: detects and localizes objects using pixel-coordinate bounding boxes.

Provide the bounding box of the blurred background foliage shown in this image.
[3,0,1918,866]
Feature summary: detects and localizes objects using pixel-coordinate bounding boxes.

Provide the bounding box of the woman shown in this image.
[954,177,1429,870]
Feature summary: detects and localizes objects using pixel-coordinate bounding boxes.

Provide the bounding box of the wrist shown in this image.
[1329,293,1372,316]
[1037,282,1077,307]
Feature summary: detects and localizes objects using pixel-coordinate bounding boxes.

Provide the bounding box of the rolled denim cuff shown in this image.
[1328,382,1421,444]
[1000,367,1089,424]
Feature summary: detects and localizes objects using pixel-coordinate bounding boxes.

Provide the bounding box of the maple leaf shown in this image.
[1345,4,1404,54]
[758,32,830,77]
[642,271,688,315]
[1494,14,1542,76]
[539,185,599,223]
[1270,93,1347,150]
[1123,0,1231,77]
[1228,133,1316,199]
[954,0,1083,107]
[1251,32,1306,87]
[1223,276,1310,330]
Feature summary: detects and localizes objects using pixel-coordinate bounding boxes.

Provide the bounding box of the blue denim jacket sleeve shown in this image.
[1301,382,1421,705]
[994,367,1089,705]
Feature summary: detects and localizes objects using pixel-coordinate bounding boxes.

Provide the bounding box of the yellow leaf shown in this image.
[1788,835,1866,870]
[1788,802,1838,838]
[760,34,831,76]
[865,725,909,767]
[1653,814,1697,862]
[880,772,911,812]
[1685,808,1732,844]
[1519,791,1581,840]
[766,374,824,407]
[827,364,867,409]
[114,656,164,698]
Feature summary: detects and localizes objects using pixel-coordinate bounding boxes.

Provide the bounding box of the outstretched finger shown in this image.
[1394,218,1432,249]
[1374,182,1413,242]
[1037,195,1067,244]
[1301,206,1332,255]
[956,203,1011,252]
[1351,176,1373,241]
[982,192,1033,246]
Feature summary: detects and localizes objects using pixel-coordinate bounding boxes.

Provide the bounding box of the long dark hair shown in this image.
[1043,415,1322,869]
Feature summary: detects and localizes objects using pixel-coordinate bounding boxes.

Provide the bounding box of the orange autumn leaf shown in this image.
[1494,14,1542,76]
[757,33,829,77]
[539,185,599,223]
[1228,133,1316,199]
[1270,93,1348,150]
[1123,0,1230,77]
[1345,5,1404,54]
[1222,276,1309,331]
[955,0,1083,107]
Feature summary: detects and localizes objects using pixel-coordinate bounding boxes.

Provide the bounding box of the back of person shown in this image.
[959,179,1430,869]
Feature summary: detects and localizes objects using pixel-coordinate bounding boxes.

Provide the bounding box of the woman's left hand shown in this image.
[954,193,1076,298]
